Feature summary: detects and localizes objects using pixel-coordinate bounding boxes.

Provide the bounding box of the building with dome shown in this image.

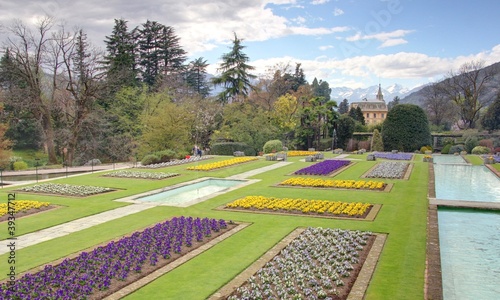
[349,84,388,124]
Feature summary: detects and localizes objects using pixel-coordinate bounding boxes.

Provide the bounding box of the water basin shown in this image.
[438,208,500,299]
[121,178,252,207]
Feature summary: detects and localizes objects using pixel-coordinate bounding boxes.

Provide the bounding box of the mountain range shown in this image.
[330,84,421,104]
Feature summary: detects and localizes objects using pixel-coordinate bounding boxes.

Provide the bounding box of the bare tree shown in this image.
[444,60,496,129]
[421,82,456,128]
[2,17,59,163]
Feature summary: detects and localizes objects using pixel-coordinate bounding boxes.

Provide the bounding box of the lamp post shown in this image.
[332,128,337,153]
[35,158,40,183]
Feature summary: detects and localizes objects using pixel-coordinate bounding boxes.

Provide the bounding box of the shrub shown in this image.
[263,140,283,154]
[464,136,478,153]
[420,145,432,153]
[13,161,28,171]
[381,104,431,152]
[141,154,160,166]
[371,129,384,152]
[441,144,452,154]
[449,144,465,154]
[479,139,493,150]
[156,149,177,162]
[471,146,491,155]
[211,142,256,156]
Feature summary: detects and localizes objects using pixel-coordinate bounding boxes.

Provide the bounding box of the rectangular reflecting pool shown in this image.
[438,208,500,299]
[127,178,250,207]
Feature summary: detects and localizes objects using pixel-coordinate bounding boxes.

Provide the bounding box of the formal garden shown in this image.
[0,150,499,299]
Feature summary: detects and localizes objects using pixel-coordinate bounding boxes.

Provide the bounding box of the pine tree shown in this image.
[338,99,349,114]
[185,57,211,98]
[212,33,256,103]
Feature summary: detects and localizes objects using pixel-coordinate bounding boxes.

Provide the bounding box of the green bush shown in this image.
[13,161,28,171]
[464,136,478,153]
[471,146,491,155]
[420,145,432,153]
[211,142,256,156]
[381,104,431,152]
[441,144,452,154]
[141,154,160,166]
[449,144,465,154]
[371,129,384,152]
[263,140,283,154]
[156,149,177,162]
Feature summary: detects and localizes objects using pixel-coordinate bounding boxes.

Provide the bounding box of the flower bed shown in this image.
[373,152,413,160]
[364,161,409,179]
[279,177,386,190]
[0,216,233,299]
[287,150,319,157]
[0,200,51,218]
[226,227,374,299]
[294,159,350,176]
[18,183,114,197]
[186,157,258,171]
[103,170,179,180]
[225,196,372,218]
[139,156,212,168]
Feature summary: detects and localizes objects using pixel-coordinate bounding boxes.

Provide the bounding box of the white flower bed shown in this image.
[103,170,179,180]
[138,156,212,168]
[365,161,409,179]
[228,227,372,299]
[19,183,113,196]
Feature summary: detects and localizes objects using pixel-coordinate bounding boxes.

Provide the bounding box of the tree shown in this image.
[421,82,456,130]
[338,99,349,114]
[212,33,256,103]
[311,78,331,101]
[371,128,384,151]
[481,91,500,131]
[382,104,431,152]
[444,60,496,129]
[348,106,365,125]
[103,18,138,93]
[336,115,356,150]
[249,62,296,111]
[185,57,211,98]
[0,17,59,163]
[387,96,400,111]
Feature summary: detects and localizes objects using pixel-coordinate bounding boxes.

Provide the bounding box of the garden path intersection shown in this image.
[0,161,291,255]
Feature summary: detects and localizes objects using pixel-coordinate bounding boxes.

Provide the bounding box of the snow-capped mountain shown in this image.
[331,84,416,103]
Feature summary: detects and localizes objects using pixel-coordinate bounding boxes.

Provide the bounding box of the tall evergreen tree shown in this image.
[311,78,331,101]
[338,99,349,114]
[185,57,211,98]
[212,33,256,103]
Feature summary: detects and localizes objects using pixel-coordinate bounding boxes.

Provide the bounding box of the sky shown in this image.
[1,0,499,90]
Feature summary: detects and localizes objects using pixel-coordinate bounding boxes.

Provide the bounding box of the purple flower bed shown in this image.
[0,216,229,299]
[373,152,413,161]
[294,159,350,176]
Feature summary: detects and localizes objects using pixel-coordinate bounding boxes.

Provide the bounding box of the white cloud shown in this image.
[319,45,334,51]
[311,0,330,4]
[333,8,344,16]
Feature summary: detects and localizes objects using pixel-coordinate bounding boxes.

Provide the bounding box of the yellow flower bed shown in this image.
[286,150,319,157]
[0,200,51,217]
[226,196,371,216]
[187,157,258,171]
[279,177,386,190]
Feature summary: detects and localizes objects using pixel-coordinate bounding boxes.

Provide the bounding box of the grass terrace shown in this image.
[0,153,431,299]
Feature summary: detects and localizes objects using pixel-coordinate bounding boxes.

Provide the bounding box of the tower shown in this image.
[376,84,384,102]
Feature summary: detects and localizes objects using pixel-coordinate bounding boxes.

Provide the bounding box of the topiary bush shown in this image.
[371,129,384,152]
[449,144,465,154]
[211,142,256,156]
[420,145,432,153]
[263,140,283,154]
[464,136,479,154]
[471,146,491,155]
[381,104,431,152]
[441,144,452,154]
[156,149,177,162]
[13,161,28,171]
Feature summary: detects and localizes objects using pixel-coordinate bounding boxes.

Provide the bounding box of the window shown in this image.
[373,113,377,118]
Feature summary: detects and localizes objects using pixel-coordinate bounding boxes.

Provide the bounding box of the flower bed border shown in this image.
[186,157,260,171]
[3,219,249,300]
[360,162,413,180]
[208,229,387,300]
[274,182,394,193]
[102,171,181,180]
[289,160,355,177]
[217,203,382,221]
[0,205,61,223]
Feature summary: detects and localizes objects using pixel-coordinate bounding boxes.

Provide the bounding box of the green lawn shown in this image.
[1,153,430,299]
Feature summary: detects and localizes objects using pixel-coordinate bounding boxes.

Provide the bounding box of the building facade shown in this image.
[349,84,388,125]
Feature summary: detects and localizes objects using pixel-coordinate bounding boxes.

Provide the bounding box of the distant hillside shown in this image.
[401,61,500,107]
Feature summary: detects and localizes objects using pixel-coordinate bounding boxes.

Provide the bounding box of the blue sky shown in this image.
[1,0,499,89]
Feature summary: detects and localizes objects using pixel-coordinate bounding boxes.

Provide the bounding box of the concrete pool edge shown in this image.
[114,177,259,207]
